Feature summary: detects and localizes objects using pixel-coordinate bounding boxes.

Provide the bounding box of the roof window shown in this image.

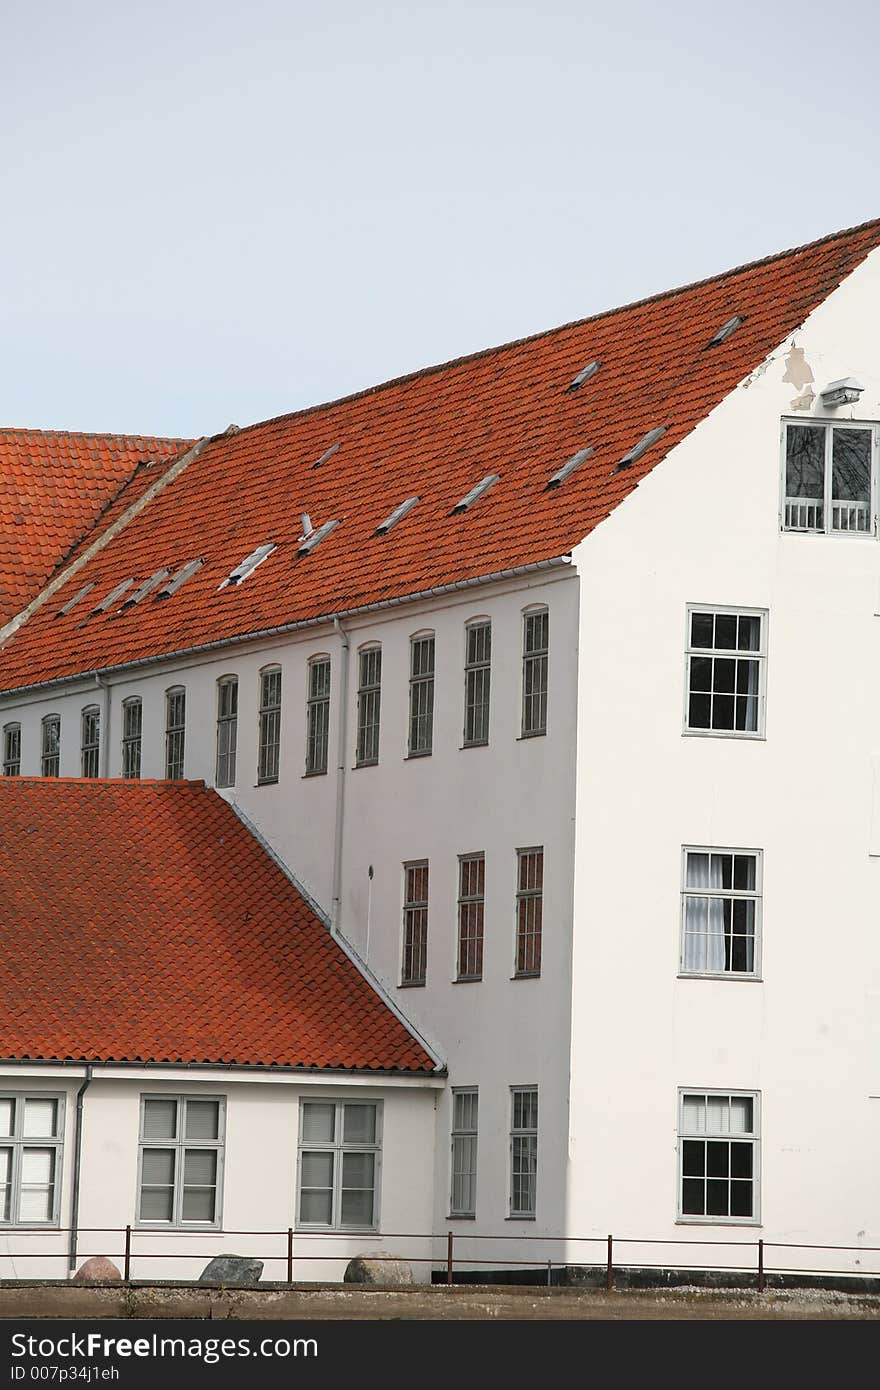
[120,569,170,609]
[376,497,419,536]
[219,543,276,589]
[566,360,601,392]
[297,519,339,556]
[313,444,340,469]
[615,426,667,472]
[547,447,593,489]
[155,559,204,600]
[707,314,745,348]
[452,474,500,515]
[90,578,134,614]
[56,583,95,617]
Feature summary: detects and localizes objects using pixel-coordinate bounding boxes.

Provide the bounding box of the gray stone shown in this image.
[198,1254,263,1285]
[72,1256,122,1284]
[343,1252,414,1286]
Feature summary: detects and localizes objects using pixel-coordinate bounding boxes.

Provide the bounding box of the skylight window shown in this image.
[615,426,667,472]
[90,578,134,614]
[120,570,170,609]
[297,519,339,556]
[218,543,276,589]
[566,360,601,392]
[707,314,745,348]
[313,444,340,469]
[56,583,95,617]
[155,559,204,599]
[452,474,500,515]
[375,497,419,536]
[547,448,593,489]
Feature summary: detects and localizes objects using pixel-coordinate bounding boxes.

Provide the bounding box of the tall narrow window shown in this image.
[164,687,186,779]
[679,1091,759,1222]
[457,853,485,981]
[121,699,142,779]
[2,724,21,777]
[0,1094,64,1225]
[40,716,60,778]
[408,634,435,757]
[215,677,238,788]
[81,707,100,779]
[257,667,282,784]
[401,860,429,986]
[685,607,766,736]
[297,1100,381,1231]
[463,620,491,747]
[521,608,549,737]
[681,849,762,977]
[138,1096,224,1227]
[305,657,331,776]
[515,847,543,977]
[356,647,381,767]
[509,1087,538,1218]
[450,1089,478,1219]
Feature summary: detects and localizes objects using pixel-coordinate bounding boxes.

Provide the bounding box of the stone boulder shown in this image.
[198,1254,263,1285]
[72,1256,122,1283]
[343,1252,414,1286]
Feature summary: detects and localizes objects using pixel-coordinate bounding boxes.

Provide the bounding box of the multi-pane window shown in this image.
[3,723,21,777]
[509,1086,538,1218]
[356,647,381,767]
[450,1089,478,1218]
[121,699,142,779]
[138,1096,224,1226]
[679,1091,759,1222]
[401,860,429,986]
[515,847,543,977]
[783,419,875,534]
[215,677,238,788]
[0,1095,63,1225]
[685,608,765,736]
[40,716,60,777]
[408,635,435,756]
[305,657,331,776]
[521,608,549,737]
[457,853,485,981]
[463,621,491,747]
[681,849,761,977]
[81,706,100,778]
[164,687,186,779]
[297,1100,381,1230]
[257,667,282,784]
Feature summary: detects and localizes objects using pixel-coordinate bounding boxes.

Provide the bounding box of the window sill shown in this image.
[296,1226,379,1236]
[453,975,482,984]
[781,526,874,540]
[255,777,280,787]
[135,1224,224,1234]
[510,971,541,981]
[460,741,489,751]
[302,769,328,779]
[398,980,426,989]
[404,751,433,760]
[505,1214,536,1222]
[352,760,379,770]
[682,729,766,742]
[0,1222,61,1232]
[447,1213,476,1221]
[677,972,763,983]
[517,731,547,741]
[675,1216,761,1228]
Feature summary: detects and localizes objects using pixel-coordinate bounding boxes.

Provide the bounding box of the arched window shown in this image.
[41,715,61,777]
[215,676,238,788]
[121,698,142,779]
[165,687,186,779]
[257,666,282,785]
[521,605,549,737]
[305,656,330,777]
[81,706,100,778]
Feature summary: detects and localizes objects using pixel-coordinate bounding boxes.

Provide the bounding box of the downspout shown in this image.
[94,673,110,776]
[68,1064,93,1273]
[330,616,351,934]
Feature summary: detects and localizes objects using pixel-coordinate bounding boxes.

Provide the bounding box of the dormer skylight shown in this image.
[376,497,419,536]
[313,444,340,469]
[56,583,95,617]
[90,578,134,614]
[615,426,667,472]
[218,543,276,590]
[297,519,339,556]
[547,448,594,489]
[120,570,170,609]
[452,474,500,515]
[707,314,745,348]
[155,559,204,600]
[566,360,601,392]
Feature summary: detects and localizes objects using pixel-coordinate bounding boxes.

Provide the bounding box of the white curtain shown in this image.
[684,854,726,972]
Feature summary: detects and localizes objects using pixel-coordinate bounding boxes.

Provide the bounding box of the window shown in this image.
[401,860,429,986]
[685,607,766,736]
[509,1087,538,1218]
[164,687,186,779]
[305,657,331,776]
[81,707,100,778]
[463,621,491,747]
[457,853,485,981]
[257,667,282,784]
[0,1095,63,1225]
[3,724,21,777]
[356,647,381,767]
[783,419,875,534]
[521,608,549,737]
[121,699,142,779]
[681,849,761,977]
[297,1100,381,1230]
[40,716,60,778]
[450,1089,478,1218]
[215,677,238,788]
[515,847,543,977]
[678,1091,759,1222]
[138,1096,224,1226]
[408,634,435,757]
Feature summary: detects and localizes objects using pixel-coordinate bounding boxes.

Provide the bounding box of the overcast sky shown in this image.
[2,0,878,439]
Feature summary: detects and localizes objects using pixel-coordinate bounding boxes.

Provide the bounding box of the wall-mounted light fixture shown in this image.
[820,377,865,408]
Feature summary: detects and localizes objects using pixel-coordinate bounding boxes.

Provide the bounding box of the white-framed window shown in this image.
[137,1095,224,1227]
[408,633,435,757]
[509,1086,538,1218]
[356,646,381,767]
[521,607,549,737]
[305,656,331,777]
[164,687,186,779]
[457,853,485,981]
[678,1090,759,1223]
[463,620,491,747]
[401,860,429,986]
[0,1094,63,1226]
[681,848,762,977]
[40,715,60,778]
[297,1100,381,1231]
[450,1089,478,1219]
[257,666,282,784]
[81,706,100,778]
[782,418,876,535]
[121,699,142,779]
[685,606,766,737]
[2,724,20,777]
[515,847,543,978]
[215,676,238,788]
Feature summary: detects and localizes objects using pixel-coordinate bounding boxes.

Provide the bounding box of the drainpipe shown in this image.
[330,616,351,933]
[93,674,110,777]
[68,1064,93,1273]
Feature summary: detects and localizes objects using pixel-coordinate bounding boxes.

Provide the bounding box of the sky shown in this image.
[2,0,879,439]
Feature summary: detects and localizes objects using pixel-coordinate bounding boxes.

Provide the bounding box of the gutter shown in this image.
[0,1057,444,1079]
[330,616,351,934]
[68,1064,93,1273]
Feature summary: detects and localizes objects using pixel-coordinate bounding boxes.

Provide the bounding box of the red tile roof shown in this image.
[0,429,191,627]
[0,778,436,1072]
[2,219,880,691]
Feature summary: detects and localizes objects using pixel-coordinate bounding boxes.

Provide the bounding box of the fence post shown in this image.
[546,1259,552,1287]
[606,1234,613,1292]
[446,1231,454,1286]
[757,1238,764,1293]
[123,1225,131,1283]
[287,1228,294,1283]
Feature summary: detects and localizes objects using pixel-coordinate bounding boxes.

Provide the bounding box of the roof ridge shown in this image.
[0,427,191,444]
[5,777,207,789]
